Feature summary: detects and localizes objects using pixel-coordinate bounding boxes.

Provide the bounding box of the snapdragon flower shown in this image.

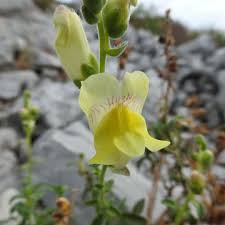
[79,72,170,167]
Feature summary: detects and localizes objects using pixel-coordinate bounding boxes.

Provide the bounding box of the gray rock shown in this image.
[30,80,82,128]
[0,0,35,14]
[32,127,94,225]
[143,69,167,123]
[0,70,39,101]
[0,188,19,225]
[31,49,61,69]
[0,128,18,151]
[178,34,216,57]
[207,47,225,70]
[0,150,18,193]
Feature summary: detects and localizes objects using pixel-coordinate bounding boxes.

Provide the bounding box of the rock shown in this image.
[0,188,19,225]
[31,80,82,128]
[7,79,82,130]
[0,128,18,151]
[32,126,94,225]
[31,49,61,69]
[0,0,35,15]
[0,150,18,193]
[0,70,39,101]
[207,47,225,70]
[143,69,167,123]
[178,34,216,58]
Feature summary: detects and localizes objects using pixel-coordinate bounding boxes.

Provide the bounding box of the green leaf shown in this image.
[162,198,177,210]
[81,63,97,79]
[106,41,128,57]
[104,180,114,192]
[191,200,205,219]
[132,199,145,215]
[195,135,207,151]
[74,80,81,88]
[122,213,146,225]
[92,215,104,225]
[89,53,99,73]
[111,166,130,176]
[108,206,121,217]
[85,200,98,206]
[82,5,99,24]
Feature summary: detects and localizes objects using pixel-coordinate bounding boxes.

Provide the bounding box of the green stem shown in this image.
[25,130,35,225]
[26,131,33,183]
[97,14,109,73]
[173,192,193,225]
[99,165,107,207]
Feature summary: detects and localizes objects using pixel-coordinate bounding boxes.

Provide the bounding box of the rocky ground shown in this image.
[0,0,225,224]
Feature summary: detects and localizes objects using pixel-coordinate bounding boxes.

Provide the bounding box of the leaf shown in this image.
[132,199,145,215]
[122,213,146,225]
[85,200,98,206]
[111,166,130,176]
[162,198,177,210]
[92,215,104,225]
[195,135,207,151]
[81,63,97,78]
[104,180,114,192]
[191,200,205,219]
[108,206,121,217]
[106,42,128,57]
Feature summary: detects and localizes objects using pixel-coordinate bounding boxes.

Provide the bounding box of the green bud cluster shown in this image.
[82,0,138,38]
[193,135,214,171]
[20,91,39,136]
[82,0,106,24]
[188,171,206,195]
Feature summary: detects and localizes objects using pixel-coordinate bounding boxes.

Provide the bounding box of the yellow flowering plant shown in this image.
[53,2,170,224]
[79,72,170,166]
[53,3,170,169]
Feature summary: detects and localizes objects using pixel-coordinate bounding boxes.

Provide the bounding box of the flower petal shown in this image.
[114,132,145,157]
[122,71,149,113]
[89,144,130,166]
[145,134,170,152]
[79,73,120,130]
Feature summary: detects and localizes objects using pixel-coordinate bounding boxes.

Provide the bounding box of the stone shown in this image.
[0,70,39,101]
[0,128,18,151]
[143,69,167,123]
[0,188,19,225]
[31,49,61,69]
[32,127,94,225]
[0,0,35,15]
[207,47,225,70]
[9,79,82,129]
[177,34,216,58]
[0,150,18,193]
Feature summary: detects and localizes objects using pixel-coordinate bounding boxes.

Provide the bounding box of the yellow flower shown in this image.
[79,72,170,166]
[53,5,98,83]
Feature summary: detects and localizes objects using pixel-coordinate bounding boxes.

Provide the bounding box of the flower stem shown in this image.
[97,13,109,73]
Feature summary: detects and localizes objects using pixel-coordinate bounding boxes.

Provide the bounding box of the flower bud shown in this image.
[198,150,214,171]
[53,5,98,83]
[82,5,99,24]
[20,108,30,120]
[102,0,131,39]
[83,0,104,15]
[189,171,206,195]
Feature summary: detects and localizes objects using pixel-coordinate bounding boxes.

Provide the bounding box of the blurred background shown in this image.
[0,0,225,224]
